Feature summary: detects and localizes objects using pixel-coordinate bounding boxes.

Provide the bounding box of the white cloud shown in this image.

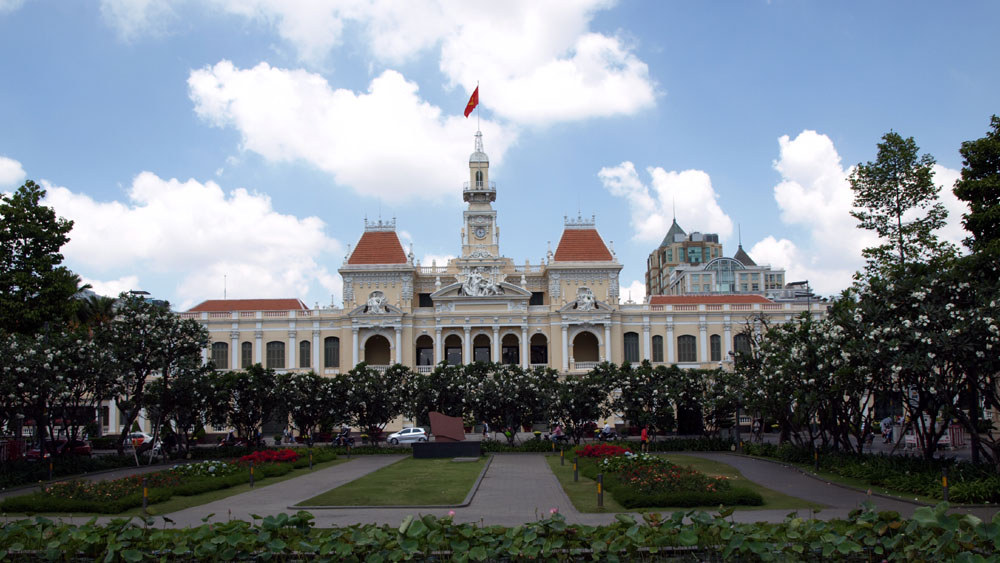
[598,161,733,243]
[0,0,24,14]
[99,0,178,41]
[189,62,516,201]
[761,131,969,296]
[419,253,455,269]
[930,164,969,250]
[81,275,140,298]
[157,1,654,125]
[43,172,342,310]
[620,279,646,304]
[0,155,26,186]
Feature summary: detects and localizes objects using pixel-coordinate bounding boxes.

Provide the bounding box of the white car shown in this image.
[387,427,429,445]
[125,431,162,453]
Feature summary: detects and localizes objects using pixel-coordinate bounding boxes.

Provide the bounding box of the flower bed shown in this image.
[576,444,632,458]
[582,452,763,508]
[239,448,299,464]
[0,449,339,514]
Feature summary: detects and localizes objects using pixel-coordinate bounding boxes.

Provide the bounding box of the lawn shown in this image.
[546,453,823,513]
[297,457,487,506]
[765,457,942,505]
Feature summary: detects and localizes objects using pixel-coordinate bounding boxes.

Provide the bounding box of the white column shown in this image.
[463,326,471,364]
[604,324,612,363]
[723,321,732,360]
[352,328,360,367]
[435,328,443,364]
[395,327,402,364]
[492,326,500,362]
[202,344,209,365]
[666,322,675,363]
[642,323,651,361]
[288,330,297,369]
[312,330,320,370]
[561,325,569,371]
[699,322,708,364]
[108,400,118,434]
[521,326,529,368]
[255,331,263,364]
[230,331,239,370]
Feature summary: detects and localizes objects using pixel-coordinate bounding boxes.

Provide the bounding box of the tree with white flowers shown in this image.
[467,363,558,444]
[550,370,612,444]
[341,363,409,445]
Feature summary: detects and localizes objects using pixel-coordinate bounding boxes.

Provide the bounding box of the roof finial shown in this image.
[738,223,742,247]
[672,197,676,222]
[475,130,484,154]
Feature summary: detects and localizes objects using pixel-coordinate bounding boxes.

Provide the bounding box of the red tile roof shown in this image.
[189,299,308,312]
[649,295,773,305]
[348,231,408,265]
[553,229,613,262]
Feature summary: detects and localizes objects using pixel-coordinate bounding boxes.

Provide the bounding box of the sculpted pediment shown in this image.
[430,281,531,300]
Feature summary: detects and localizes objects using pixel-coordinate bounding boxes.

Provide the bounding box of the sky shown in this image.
[1,0,997,310]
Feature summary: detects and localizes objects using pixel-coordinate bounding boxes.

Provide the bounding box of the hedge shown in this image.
[0,505,996,561]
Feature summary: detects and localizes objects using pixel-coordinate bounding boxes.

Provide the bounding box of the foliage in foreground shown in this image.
[0,504,998,561]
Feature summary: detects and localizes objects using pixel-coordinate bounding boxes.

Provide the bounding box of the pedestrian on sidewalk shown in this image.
[881,416,894,443]
[640,425,649,453]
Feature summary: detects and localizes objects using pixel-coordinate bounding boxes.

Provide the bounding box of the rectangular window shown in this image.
[623,333,639,363]
[530,344,548,364]
[299,340,310,368]
[677,335,697,362]
[211,342,228,369]
[417,347,434,366]
[710,335,721,362]
[445,346,462,366]
[502,345,519,365]
[324,337,340,368]
[266,341,285,369]
[473,346,490,363]
[418,293,433,308]
[241,342,253,368]
[652,335,663,362]
[530,292,545,306]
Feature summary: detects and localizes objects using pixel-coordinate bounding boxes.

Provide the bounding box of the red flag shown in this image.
[464,86,479,118]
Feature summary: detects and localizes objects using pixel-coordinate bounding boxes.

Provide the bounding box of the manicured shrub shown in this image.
[613,485,763,508]
[238,448,299,464]
[576,444,632,458]
[479,439,553,453]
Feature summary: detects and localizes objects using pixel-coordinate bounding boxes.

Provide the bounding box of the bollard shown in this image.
[551,440,555,452]
[573,456,578,482]
[814,449,819,472]
[347,444,352,459]
[942,466,949,502]
[48,457,53,481]
[142,477,148,511]
[250,461,255,488]
[309,448,313,470]
[597,473,603,507]
[560,447,564,465]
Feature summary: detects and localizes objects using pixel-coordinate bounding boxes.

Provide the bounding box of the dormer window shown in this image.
[475,170,483,188]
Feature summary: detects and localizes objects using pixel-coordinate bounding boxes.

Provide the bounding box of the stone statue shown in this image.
[575,288,596,311]
[461,268,503,296]
[366,291,387,314]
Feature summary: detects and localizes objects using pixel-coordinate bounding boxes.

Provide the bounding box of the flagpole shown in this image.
[476,80,480,130]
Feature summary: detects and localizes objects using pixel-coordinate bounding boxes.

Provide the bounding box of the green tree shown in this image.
[611,361,675,437]
[208,364,280,447]
[103,293,208,454]
[0,180,82,335]
[275,371,345,439]
[954,115,1000,256]
[401,362,469,424]
[849,132,952,275]
[467,363,558,445]
[550,370,612,444]
[341,363,409,445]
[144,363,218,455]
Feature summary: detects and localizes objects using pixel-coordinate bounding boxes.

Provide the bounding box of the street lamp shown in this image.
[792,280,814,319]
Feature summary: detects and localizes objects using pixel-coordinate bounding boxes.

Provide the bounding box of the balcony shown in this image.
[416,366,433,374]
[572,361,599,371]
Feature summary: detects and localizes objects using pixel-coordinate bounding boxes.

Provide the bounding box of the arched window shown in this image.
[710,334,722,362]
[623,332,639,363]
[324,337,340,368]
[652,335,664,363]
[416,335,434,366]
[677,335,697,363]
[241,342,253,368]
[266,341,285,369]
[299,340,311,368]
[211,342,228,369]
[530,333,548,365]
[733,333,751,356]
[475,170,483,188]
[501,333,520,365]
[444,334,463,365]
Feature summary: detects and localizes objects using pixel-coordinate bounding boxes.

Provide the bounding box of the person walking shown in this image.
[640,425,649,453]
[881,416,894,443]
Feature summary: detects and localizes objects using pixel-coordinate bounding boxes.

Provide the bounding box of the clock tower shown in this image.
[462,131,499,259]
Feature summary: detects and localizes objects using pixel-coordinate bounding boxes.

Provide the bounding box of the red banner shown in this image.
[464,86,479,118]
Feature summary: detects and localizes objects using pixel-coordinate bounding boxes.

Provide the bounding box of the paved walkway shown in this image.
[18,452,1000,528]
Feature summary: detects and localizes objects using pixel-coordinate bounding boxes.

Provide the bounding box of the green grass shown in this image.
[297,457,487,506]
[763,457,941,505]
[3,458,351,518]
[547,454,823,513]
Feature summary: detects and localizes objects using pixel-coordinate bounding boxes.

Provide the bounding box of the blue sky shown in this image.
[1,0,996,309]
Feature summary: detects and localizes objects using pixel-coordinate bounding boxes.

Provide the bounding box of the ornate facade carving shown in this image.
[460,267,504,296]
[365,291,388,314]
[574,287,596,311]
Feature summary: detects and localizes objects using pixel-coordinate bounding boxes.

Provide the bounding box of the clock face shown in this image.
[474,226,487,239]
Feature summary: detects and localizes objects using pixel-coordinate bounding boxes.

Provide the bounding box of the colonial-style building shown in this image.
[179,132,817,381]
